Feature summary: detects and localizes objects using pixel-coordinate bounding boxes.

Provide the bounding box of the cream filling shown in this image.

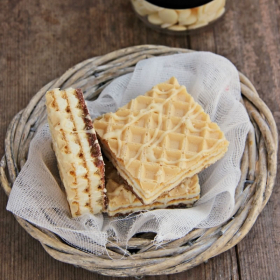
[66,89,103,214]
[107,196,200,216]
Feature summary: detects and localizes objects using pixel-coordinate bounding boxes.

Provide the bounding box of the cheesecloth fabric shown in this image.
[7,52,252,255]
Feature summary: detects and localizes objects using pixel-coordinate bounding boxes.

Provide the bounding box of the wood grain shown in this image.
[230,1,280,279]
[0,0,279,279]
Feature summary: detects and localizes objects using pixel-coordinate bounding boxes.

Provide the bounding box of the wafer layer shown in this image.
[105,160,200,216]
[46,88,105,217]
[94,77,229,204]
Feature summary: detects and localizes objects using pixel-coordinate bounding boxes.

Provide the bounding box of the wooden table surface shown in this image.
[1,0,279,279]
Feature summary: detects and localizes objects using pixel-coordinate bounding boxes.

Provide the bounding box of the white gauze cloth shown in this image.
[7,52,252,255]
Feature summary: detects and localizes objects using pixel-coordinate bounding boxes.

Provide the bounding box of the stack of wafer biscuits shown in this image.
[104,158,200,216]
[94,77,229,215]
[46,78,229,217]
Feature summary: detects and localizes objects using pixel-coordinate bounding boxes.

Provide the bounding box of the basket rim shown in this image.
[0,45,278,277]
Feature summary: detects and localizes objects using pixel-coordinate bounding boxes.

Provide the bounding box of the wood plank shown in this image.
[214,0,280,279]
[0,0,279,279]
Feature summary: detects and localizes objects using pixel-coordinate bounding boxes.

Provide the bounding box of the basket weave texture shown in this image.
[0,45,278,277]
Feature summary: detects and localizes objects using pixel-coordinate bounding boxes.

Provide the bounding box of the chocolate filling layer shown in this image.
[75,89,106,208]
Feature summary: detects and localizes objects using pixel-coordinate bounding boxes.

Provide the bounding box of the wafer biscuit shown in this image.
[46,88,105,217]
[105,160,200,216]
[94,77,229,204]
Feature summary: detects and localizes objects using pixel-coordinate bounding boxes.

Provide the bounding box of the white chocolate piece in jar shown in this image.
[148,13,163,25]
[204,0,225,14]
[179,12,197,25]
[196,6,203,20]
[158,9,178,25]
[197,6,214,23]
[131,0,151,16]
[188,20,208,30]
[161,23,173,28]
[168,25,187,31]
[142,1,163,13]
[202,0,226,22]
[197,0,226,24]
[215,7,226,19]
[177,9,191,22]
[204,11,219,22]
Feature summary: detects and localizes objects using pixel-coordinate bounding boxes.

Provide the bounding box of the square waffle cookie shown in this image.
[46,88,105,217]
[94,77,229,204]
[105,159,200,216]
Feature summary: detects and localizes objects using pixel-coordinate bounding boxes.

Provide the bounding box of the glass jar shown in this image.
[131,0,231,34]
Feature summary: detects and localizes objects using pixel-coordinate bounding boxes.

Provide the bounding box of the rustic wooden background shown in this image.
[0,0,279,279]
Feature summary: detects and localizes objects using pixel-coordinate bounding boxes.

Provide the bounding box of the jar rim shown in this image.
[145,0,213,9]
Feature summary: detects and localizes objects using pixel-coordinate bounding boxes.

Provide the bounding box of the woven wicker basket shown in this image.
[0,45,278,277]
